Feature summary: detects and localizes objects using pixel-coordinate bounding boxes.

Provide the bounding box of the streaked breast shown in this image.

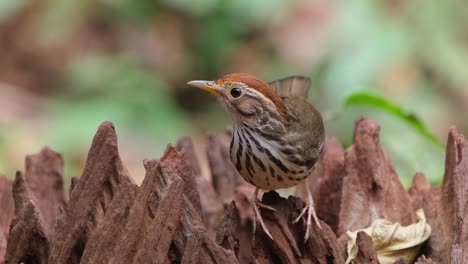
[229,125,313,190]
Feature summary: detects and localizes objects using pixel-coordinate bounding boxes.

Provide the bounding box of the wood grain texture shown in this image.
[2,117,466,263]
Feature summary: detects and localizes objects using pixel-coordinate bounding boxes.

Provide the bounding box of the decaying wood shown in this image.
[421,127,468,263]
[408,172,439,221]
[177,138,223,231]
[215,202,253,264]
[414,255,436,264]
[0,175,13,263]
[49,121,136,264]
[336,118,416,235]
[5,171,49,264]
[353,232,378,264]
[254,192,344,263]
[162,146,238,264]
[205,134,244,203]
[79,171,138,264]
[1,117,467,263]
[24,147,66,236]
[313,137,345,233]
[105,153,183,264]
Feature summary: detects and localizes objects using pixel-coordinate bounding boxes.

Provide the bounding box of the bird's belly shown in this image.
[234,150,310,191]
[229,126,313,191]
[242,169,300,190]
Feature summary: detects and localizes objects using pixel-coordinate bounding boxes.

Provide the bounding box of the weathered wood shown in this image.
[216,202,253,263]
[206,134,245,203]
[108,154,184,263]
[422,127,468,263]
[216,190,345,263]
[314,137,346,233]
[79,171,139,264]
[206,131,344,262]
[414,255,435,263]
[408,172,439,221]
[0,175,14,263]
[163,145,238,264]
[175,138,203,214]
[338,117,416,235]
[353,232,378,264]
[177,137,223,231]
[24,147,66,236]
[49,121,136,264]
[5,171,49,264]
[1,118,467,263]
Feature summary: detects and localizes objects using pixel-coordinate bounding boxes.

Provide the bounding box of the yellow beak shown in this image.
[187,80,219,95]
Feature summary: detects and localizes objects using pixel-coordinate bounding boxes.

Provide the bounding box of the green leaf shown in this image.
[344,92,443,148]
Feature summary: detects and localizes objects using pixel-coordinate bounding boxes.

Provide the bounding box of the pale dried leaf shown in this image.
[346,209,431,264]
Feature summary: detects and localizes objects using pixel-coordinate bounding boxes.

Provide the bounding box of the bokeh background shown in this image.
[0,0,466,186]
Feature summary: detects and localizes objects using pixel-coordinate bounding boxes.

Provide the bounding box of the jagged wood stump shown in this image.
[0,117,467,263]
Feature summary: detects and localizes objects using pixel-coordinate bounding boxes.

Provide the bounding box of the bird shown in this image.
[188,73,324,241]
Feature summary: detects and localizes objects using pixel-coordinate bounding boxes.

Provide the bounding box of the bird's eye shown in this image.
[230,87,242,98]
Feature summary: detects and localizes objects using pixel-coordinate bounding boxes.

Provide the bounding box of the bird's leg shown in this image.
[252,188,275,240]
[293,180,321,241]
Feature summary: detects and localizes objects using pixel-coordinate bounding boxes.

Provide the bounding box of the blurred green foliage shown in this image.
[345,92,443,147]
[342,91,446,186]
[0,0,467,186]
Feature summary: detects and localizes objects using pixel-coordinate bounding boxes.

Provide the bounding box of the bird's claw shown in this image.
[252,200,274,240]
[293,202,322,241]
[252,189,274,241]
[255,200,276,211]
[292,180,322,241]
[293,205,308,224]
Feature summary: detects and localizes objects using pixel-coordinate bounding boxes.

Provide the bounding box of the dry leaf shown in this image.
[346,209,431,264]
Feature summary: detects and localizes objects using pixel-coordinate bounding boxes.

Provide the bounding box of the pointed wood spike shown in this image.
[5,171,49,264]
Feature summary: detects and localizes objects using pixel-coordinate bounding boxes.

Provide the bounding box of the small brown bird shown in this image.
[188,73,324,240]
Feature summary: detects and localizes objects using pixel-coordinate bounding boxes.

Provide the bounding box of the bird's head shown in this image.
[187,73,290,125]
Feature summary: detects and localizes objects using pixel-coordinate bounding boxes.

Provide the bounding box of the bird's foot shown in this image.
[252,194,275,241]
[255,200,276,211]
[293,184,322,241]
[293,201,321,240]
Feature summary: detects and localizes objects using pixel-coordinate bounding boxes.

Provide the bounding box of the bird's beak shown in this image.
[187,80,219,95]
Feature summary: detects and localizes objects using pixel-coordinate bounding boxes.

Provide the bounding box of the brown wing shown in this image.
[268,76,311,99]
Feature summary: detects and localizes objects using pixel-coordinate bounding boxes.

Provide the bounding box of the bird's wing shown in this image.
[268,76,311,99]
